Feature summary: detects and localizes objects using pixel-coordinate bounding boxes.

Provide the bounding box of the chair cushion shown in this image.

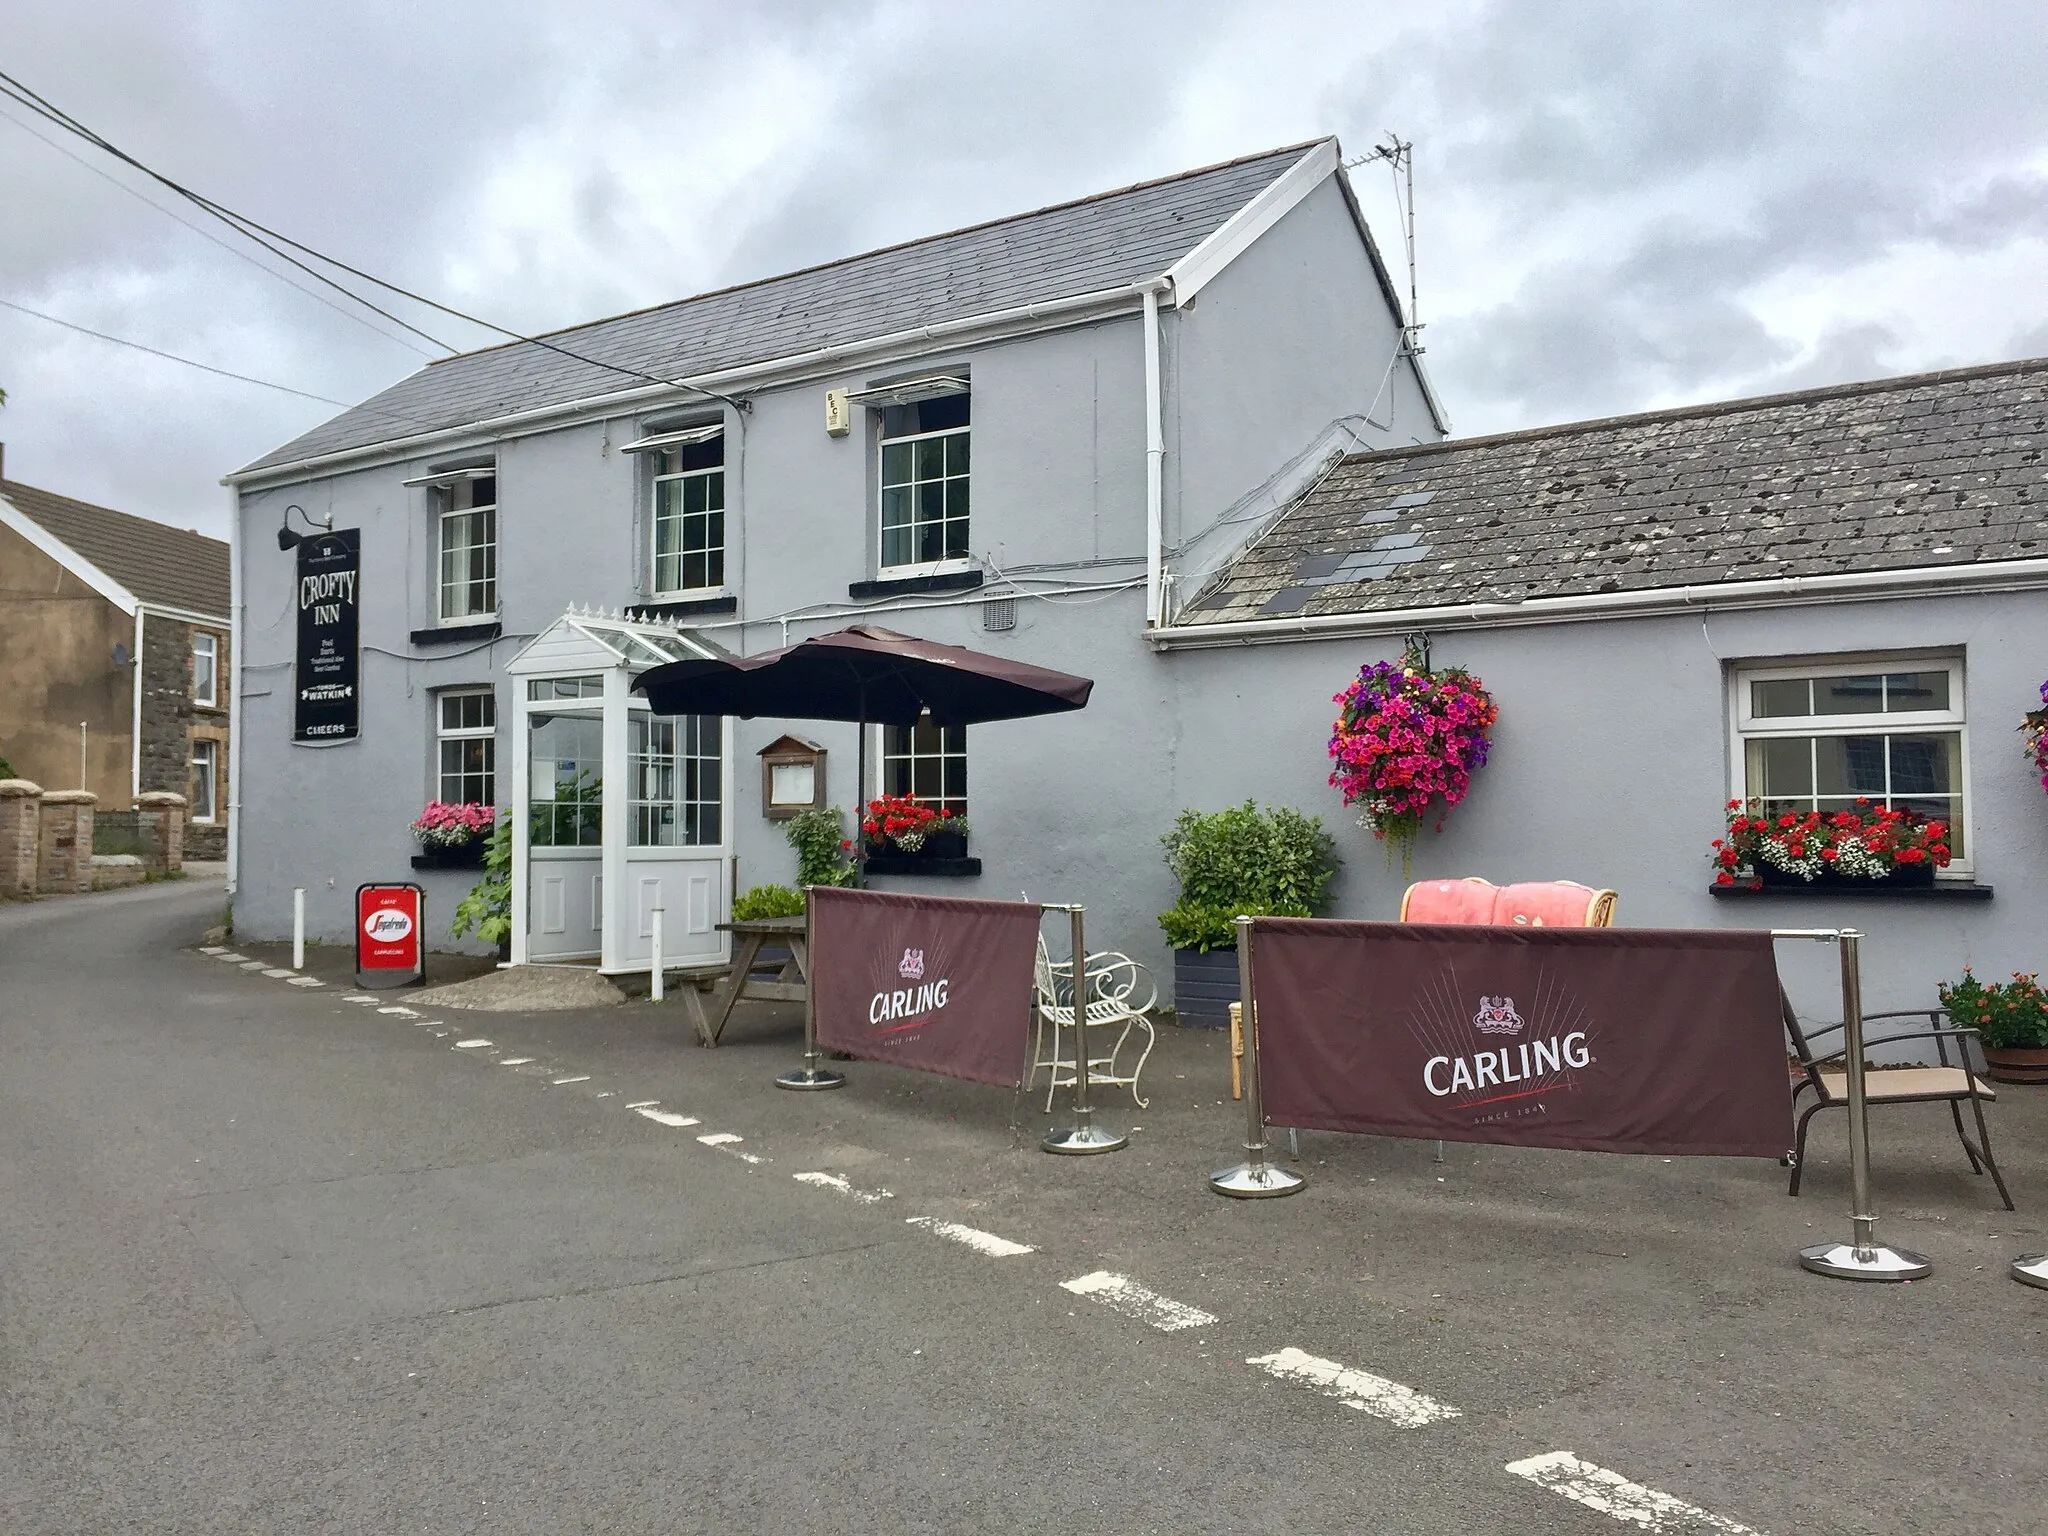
[1493,881,1603,928]
[1401,878,1499,924]
[1816,1067,1996,1102]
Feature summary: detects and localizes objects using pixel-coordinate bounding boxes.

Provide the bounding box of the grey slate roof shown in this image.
[240,142,1324,475]
[1,477,230,617]
[1182,356,2048,624]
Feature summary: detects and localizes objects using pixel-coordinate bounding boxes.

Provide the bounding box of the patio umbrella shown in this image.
[633,624,1093,859]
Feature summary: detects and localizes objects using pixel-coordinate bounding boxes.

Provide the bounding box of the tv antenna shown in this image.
[1345,133,1422,358]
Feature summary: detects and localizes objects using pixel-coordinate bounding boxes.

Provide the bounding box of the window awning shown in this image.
[844,374,969,408]
[618,424,725,454]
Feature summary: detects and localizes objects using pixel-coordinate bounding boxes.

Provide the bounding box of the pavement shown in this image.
[3,878,2045,1534]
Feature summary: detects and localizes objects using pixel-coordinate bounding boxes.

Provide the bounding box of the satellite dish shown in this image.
[112,643,131,666]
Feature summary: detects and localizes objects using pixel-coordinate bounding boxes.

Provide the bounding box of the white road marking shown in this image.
[261,968,295,979]
[199,946,228,955]
[342,994,378,1003]
[378,1006,418,1017]
[625,1100,661,1109]
[1505,1452,1763,1533]
[907,1217,1034,1257]
[1245,1347,1460,1427]
[287,976,324,987]
[633,1107,700,1128]
[454,1039,492,1049]
[239,961,269,971]
[1059,1271,1216,1332]
[498,1057,535,1066]
[213,953,250,963]
[551,1075,591,1085]
[696,1132,743,1146]
[793,1172,894,1203]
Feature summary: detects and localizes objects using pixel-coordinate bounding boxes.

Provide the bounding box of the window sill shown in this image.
[627,593,738,621]
[411,620,503,646]
[849,569,985,601]
[863,855,983,878]
[1708,880,1992,901]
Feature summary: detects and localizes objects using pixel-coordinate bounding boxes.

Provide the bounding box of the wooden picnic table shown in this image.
[697,915,810,1046]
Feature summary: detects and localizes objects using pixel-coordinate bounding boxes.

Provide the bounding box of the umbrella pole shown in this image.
[854,677,869,885]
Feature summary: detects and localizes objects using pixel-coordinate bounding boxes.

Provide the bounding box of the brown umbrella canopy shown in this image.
[633,624,1093,726]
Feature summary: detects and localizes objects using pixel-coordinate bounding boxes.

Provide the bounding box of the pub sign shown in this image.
[294,528,361,743]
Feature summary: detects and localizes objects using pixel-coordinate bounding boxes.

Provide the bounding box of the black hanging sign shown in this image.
[293,529,361,743]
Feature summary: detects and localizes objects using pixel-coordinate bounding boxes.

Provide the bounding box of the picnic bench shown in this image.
[696,915,811,1047]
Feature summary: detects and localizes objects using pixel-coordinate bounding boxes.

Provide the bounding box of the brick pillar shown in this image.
[38,790,96,895]
[0,780,41,897]
[136,791,188,873]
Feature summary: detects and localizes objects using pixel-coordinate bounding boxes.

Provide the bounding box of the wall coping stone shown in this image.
[136,791,189,809]
[40,790,99,806]
[0,779,44,798]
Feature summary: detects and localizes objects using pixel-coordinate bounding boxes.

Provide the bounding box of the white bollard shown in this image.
[293,887,306,971]
[650,907,665,1002]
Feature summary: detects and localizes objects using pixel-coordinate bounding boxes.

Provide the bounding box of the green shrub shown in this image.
[1939,969,2048,1049]
[732,883,807,921]
[451,810,513,946]
[0,751,14,779]
[1158,801,1339,952]
[784,806,857,888]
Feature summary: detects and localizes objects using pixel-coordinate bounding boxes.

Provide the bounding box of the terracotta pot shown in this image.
[1982,1046,2048,1085]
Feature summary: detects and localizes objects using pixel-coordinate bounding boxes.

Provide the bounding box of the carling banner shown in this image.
[810,887,1040,1088]
[1252,919,1793,1158]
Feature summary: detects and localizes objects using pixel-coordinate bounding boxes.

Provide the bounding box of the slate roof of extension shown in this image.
[0,477,231,617]
[240,141,1325,475]
[1183,356,2048,624]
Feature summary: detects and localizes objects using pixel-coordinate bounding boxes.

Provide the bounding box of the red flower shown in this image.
[1715,872,1735,886]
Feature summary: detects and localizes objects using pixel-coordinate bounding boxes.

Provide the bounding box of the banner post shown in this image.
[776,885,847,1091]
[1209,916,1305,1198]
[1043,904,1128,1155]
[1799,930,1932,1282]
[2014,1254,2048,1290]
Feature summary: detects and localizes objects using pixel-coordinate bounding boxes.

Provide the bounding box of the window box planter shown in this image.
[1756,862,1935,891]
[412,842,486,871]
[1982,1047,2048,1086]
[864,830,969,862]
[1172,947,1239,1028]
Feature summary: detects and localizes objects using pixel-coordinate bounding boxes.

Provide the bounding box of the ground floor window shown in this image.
[880,717,966,815]
[629,714,722,846]
[530,709,603,846]
[437,689,496,805]
[189,739,217,823]
[1733,656,1966,861]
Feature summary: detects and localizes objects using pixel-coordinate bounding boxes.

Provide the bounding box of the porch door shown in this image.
[620,708,729,971]
[527,695,605,962]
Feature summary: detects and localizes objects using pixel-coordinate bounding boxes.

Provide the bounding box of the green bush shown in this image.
[784,806,857,888]
[1158,801,1339,952]
[732,883,807,921]
[1939,969,2048,1049]
[0,751,14,779]
[451,810,513,946]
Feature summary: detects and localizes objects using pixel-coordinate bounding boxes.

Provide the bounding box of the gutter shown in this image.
[1145,558,2048,651]
[224,283,1154,491]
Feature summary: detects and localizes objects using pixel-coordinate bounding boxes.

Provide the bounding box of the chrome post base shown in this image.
[2012,1253,2048,1290]
[1798,1241,1932,1282]
[775,1064,846,1091]
[1042,1124,1128,1155]
[1210,1160,1306,1199]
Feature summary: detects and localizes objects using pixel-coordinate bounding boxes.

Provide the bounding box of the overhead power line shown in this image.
[0,298,357,405]
[0,69,750,414]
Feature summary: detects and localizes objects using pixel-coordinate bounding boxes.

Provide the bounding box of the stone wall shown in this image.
[37,789,94,895]
[139,612,230,859]
[0,780,39,896]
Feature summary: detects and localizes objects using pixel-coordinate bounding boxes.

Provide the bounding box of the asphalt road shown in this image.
[3,881,2043,1534]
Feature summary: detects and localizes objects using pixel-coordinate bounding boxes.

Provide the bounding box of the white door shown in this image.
[618,709,730,970]
[527,703,605,961]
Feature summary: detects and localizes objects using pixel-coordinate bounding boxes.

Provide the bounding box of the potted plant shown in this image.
[450,810,512,959]
[1938,969,2048,1084]
[859,794,969,861]
[2024,679,2048,798]
[783,806,858,887]
[410,800,497,869]
[1328,643,1497,871]
[1710,798,1952,889]
[1158,801,1339,1026]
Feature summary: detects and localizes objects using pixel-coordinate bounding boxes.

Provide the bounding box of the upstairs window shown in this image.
[879,392,970,572]
[438,474,497,621]
[1733,657,1967,863]
[191,631,219,706]
[880,716,966,817]
[651,433,726,594]
[436,689,496,806]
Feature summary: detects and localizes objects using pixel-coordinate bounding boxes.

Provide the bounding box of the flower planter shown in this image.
[1982,1047,2048,1085]
[1755,862,1935,890]
[1172,946,1240,1027]
[864,830,968,862]
[411,842,486,871]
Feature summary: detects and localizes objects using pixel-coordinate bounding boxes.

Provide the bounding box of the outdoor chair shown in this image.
[1782,991,2013,1210]
[1398,878,1617,927]
[1029,936,1157,1111]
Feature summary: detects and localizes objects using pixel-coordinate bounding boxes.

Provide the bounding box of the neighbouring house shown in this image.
[223,138,1447,970]
[1154,357,2048,1016]
[0,453,232,856]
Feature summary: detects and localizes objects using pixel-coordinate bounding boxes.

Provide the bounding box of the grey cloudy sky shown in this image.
[4,0,2045,539]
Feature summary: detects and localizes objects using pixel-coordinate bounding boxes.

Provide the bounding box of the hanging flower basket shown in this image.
[2023,679,2048,798]
[1326,643,1497,867]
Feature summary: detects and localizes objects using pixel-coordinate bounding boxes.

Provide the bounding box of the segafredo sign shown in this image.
[355,883,424,988]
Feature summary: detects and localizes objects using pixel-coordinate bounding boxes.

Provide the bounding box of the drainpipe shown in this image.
[130,607,144,801]
[225,488,242,897]
[1142,278,1169,628]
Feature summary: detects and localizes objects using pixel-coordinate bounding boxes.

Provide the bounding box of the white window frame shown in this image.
[648,433,727,599]
[1728,653,1970,874]
[190,738,218,823]
[434,474,498,623]
[874,718,968,817]
[876,394,971,578]
[191,631,218,707]
[436,688,497,806]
